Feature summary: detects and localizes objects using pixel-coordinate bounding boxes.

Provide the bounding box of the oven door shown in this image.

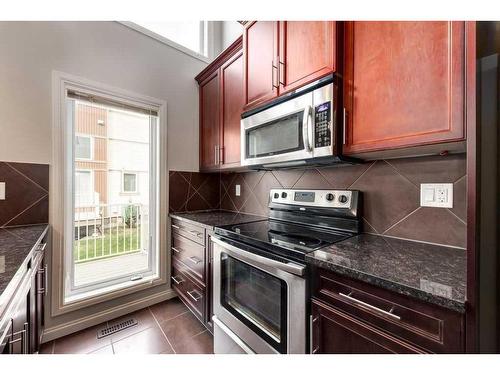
[211,236,306,354]
[241,91,314,167]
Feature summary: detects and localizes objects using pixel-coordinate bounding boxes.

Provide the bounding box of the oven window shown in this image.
[246,111,304,159]
[221,253,287,353]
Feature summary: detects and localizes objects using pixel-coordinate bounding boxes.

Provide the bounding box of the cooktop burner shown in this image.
[215,219,353,262]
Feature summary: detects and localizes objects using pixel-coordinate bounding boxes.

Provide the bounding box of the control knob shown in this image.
[338,194,348,204]
[281,192,288,198]
[325,193,335,201]
[273,192,279,199]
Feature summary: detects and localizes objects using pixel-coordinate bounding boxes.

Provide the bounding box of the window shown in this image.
[75,170,93,206]
[75,135,92,160]
[123,172,138,193]
[128,21,209,58]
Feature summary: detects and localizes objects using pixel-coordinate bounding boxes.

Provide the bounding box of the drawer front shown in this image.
[172,261,205,321]
[171,219,205,246]
[172,233,205,283]
[313,268,464,353]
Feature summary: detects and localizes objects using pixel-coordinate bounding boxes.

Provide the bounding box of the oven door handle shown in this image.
[211,236,305,276]
[212,315,256,354]
[302,105,313,153]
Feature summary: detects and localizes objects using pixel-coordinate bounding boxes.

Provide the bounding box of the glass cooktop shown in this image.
[215,219,353,262]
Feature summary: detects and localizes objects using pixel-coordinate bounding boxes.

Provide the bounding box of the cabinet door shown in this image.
[343,21,466,155]
[311,299,424,354]
[199,71,220,170]
[279,21,336,94]
[243,21,279,110]
[220,51,244,167]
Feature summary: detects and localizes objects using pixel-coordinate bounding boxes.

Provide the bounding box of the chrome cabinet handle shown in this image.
[272,62,279,89]
[171,276,184,285]
[342,107,347,145]
[302,105,313,152]
[171,224,180,230]
[189,230,203,238]
[37,266,45,295]
[11,322,28,354]
[44,264,48,296]
[187,290,202,302]
[214,145,219,165]
[339,292,401,320]
[279,61,285,86]
[36,242,47,251]
[172,247,181,254]
[188,256,202,265]
[309,315,319,354]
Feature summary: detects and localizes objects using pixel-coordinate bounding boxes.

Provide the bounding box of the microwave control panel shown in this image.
[314,102,331,148]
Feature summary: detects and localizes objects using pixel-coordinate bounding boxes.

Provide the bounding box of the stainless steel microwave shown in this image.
[241,77,357,169]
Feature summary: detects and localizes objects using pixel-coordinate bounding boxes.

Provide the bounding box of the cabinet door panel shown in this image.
[244,21,279,109]
[200,72,220,170]
[279,21,336,94]
[311,299,424,354]
[221,52,244,166]
[343,21,466,155]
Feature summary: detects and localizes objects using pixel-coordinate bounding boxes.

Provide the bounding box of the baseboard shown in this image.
[41,289,177,343]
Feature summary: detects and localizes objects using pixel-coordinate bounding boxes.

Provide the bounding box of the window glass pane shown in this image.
[75,171,92,206]
[75,136,91,159]
[123,173,137,192]
[132,21,204,56]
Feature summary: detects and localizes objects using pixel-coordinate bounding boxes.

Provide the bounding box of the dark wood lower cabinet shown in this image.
[311,299,425,354]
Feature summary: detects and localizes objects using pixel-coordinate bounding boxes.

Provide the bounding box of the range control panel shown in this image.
[314,102,331,148]
[270,189,353,209]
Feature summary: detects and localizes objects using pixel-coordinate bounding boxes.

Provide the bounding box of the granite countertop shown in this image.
[0,225,49,310]
[169,210,266,230]
[306,234,466,313]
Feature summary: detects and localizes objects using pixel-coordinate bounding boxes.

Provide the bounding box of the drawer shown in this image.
[171,219,205,246]
[313,268,464,353]
[172,261,205,321]
[172,233,205,283]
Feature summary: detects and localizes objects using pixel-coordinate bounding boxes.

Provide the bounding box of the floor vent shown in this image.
[97,318,138,339]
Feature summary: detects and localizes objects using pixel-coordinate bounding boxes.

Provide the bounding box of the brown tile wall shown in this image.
[0,161,49,227]
[169,154,467,248]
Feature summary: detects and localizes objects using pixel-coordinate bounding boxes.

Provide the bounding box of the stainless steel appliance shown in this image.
[212,188,361,354]
[241,76,357,169]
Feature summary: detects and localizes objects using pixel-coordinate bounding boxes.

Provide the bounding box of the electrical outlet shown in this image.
[0,182,5,200]
[235,184,241,197]
[420,183,453,208]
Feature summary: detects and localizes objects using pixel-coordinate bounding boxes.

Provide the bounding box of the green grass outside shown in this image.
[74,226,142,263]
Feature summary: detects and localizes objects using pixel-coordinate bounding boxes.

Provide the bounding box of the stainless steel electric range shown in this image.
[211,188,362,354]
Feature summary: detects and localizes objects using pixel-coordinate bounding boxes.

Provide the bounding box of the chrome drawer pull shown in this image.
[188,256,201,264]
[36,243,47,251]
[187,290,202,302]
[339,292,401,320]
[189,230,203,238]
[171,276,184,285]
[171,247,181,253]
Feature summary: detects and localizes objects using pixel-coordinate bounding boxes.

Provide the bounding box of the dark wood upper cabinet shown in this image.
[243,21,279,110]
[343,21,468,157]
[220,51,244,168]
[196,37,243,172]
[199,71,220,171]
[279,21,337,94]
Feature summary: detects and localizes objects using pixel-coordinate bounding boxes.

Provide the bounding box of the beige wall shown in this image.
[0,21,207,171]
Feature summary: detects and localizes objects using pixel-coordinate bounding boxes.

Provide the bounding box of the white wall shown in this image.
[0,21,207,171]
[221,21,243,50]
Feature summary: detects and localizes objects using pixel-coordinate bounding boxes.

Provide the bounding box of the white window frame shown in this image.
[75,134,94,161]
[51,71,169,316]
[118,21,215,62]
[122,171,138,194]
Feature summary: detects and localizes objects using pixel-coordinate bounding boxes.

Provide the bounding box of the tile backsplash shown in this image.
[169,154,467,248]
[0,161,49,227]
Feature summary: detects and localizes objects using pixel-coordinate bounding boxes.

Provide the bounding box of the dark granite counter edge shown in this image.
[0,225,49,319]
[306,256,466,313]
[169,211,217,230]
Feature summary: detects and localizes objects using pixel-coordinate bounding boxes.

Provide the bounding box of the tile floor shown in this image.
[39,297,213,354]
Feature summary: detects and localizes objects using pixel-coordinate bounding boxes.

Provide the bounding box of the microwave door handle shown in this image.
[302,105,313,152]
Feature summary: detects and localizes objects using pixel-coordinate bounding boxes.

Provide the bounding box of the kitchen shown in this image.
[0,1,499,372]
